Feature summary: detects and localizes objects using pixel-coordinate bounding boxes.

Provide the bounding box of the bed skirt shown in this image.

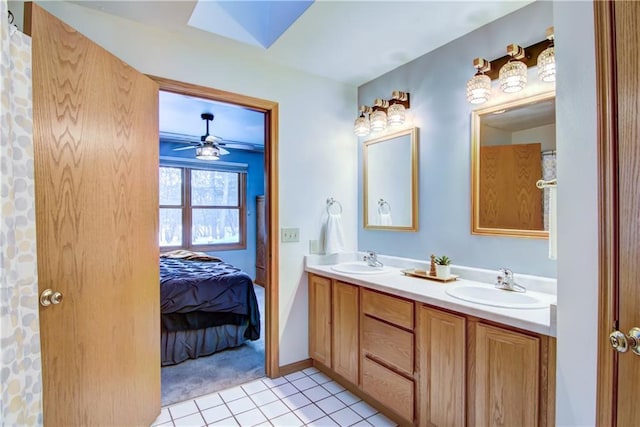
[161,322,248,366]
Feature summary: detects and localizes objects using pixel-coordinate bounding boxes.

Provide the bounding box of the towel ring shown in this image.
[377,199,391,215]
[326,197,343,215]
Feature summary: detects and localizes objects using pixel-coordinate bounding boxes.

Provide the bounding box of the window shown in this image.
[159,166,246,251]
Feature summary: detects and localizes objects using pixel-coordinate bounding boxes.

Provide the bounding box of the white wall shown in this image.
[38,1,358,366]
[512,123,556,151]
[554,1,598,426]
[357,1,557,277]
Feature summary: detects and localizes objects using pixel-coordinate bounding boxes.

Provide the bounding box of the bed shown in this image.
[160,251,261,366]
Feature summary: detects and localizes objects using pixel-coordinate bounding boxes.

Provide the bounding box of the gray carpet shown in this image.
[161,284,266,406]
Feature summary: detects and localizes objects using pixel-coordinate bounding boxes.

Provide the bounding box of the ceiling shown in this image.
[72,0,533,86]
[73,1,534,148]
[483,97,555,132]
[159,91,265,148]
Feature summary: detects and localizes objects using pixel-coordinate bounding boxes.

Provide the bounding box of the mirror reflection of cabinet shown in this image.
[363,127,418,231]
[471,92,556,238]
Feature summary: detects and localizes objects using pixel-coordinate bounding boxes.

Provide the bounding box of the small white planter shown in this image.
[435,264,451,279]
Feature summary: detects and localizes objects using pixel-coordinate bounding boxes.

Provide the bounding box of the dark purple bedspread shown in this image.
[160,258,260,340]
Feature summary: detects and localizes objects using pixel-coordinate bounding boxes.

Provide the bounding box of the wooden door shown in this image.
[596,2,640,425]
[479,143,543,230]
[308,274,331,367]
[417,306,465,427]
[332,281,359,383]
[472,323,539,427]
[32,5,160,426]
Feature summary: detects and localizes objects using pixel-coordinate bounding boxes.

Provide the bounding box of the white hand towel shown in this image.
[548,186,557,260]
[379,212,393,226]
[325,212,345,255]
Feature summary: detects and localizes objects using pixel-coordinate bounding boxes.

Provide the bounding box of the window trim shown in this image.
[159,165,247,251]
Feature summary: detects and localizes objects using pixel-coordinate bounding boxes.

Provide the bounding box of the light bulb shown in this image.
[466,73,491,104]
[499,59,527,93]
[353,115,370,136]
[196,145,220,160]
[370,110,387,132]
[537,45,556,82]
[387,103,406,126]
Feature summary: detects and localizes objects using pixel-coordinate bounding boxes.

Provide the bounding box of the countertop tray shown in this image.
[401,268,459,283]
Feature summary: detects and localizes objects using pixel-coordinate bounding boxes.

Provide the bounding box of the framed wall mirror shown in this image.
[363,127,418,231]
[471,92,556,238]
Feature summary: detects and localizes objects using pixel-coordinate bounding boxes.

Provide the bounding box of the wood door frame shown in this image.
[594,1,618,425]
[149,76,280,378]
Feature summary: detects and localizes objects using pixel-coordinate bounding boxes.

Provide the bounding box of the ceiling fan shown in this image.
[172,113,252,160]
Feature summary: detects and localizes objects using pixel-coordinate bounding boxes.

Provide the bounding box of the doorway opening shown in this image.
[151,77,279,405]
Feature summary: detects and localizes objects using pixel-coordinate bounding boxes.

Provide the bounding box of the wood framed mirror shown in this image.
[363,127,418,231]
[471,92,556,238]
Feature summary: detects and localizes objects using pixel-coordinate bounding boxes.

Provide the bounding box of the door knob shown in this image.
[40,289,63,307]
[609,328,640,355]
[610,330,628,352]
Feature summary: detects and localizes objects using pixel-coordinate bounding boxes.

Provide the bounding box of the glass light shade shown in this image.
[466,73,492,104]
[499,60,527,93]
[370,110,387,132]
[195,145,220,160]
[537,46,556,82]
[353,115,370,136]
[387,103,406,126]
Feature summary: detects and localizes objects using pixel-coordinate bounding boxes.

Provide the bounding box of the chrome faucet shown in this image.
[495,268,526,293]
[363,251,384,268]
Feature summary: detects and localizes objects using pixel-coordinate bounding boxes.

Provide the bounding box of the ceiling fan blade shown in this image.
[220,138,260,146]
[173,145,197,151]
[219,147,230,155]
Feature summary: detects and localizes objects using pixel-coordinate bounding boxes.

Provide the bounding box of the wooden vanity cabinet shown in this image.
[467,322,554,427]
[308,273,556,427]
[332,281,359,384]
[308,274,332,367]
[417,306,466,427]
[308,276,360,382]
[361,289,416,423]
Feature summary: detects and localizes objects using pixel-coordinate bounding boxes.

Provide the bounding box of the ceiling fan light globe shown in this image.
[195,145,220,160]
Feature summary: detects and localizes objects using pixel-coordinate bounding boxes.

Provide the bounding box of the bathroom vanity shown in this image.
[305,255,556,427]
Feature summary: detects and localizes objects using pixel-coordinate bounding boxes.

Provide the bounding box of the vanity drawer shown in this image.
[362,316,414,376]
[362,356,414,423]
[362,289,414,330]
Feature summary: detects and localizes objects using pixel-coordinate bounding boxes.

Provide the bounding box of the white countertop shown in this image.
[305,254,557,337]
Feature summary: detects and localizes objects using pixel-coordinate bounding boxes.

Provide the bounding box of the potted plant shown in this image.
[434,255,452,278]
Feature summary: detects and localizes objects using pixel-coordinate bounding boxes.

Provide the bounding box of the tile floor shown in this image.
[152,367,397,427]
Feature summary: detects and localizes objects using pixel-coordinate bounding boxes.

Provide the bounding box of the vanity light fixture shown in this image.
[537,27,555,82]
[466,58,492,104]
[353,91,411,136]
[467,29,556,104]
[499,44,527,93]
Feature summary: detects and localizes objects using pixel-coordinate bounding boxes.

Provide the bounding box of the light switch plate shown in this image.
[281,227,300,243]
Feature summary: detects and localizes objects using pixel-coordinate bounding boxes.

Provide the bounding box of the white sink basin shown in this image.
[445,284,549,309]
[331,261,390,275]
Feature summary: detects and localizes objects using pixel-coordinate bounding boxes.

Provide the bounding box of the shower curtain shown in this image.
[0,1,43,424]
[542,151,557,231]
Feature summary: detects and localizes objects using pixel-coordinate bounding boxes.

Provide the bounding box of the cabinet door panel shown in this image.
[418,306,465,427]
[309,275,331,366]
[332,281,359,383]
[474,323,539,427]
